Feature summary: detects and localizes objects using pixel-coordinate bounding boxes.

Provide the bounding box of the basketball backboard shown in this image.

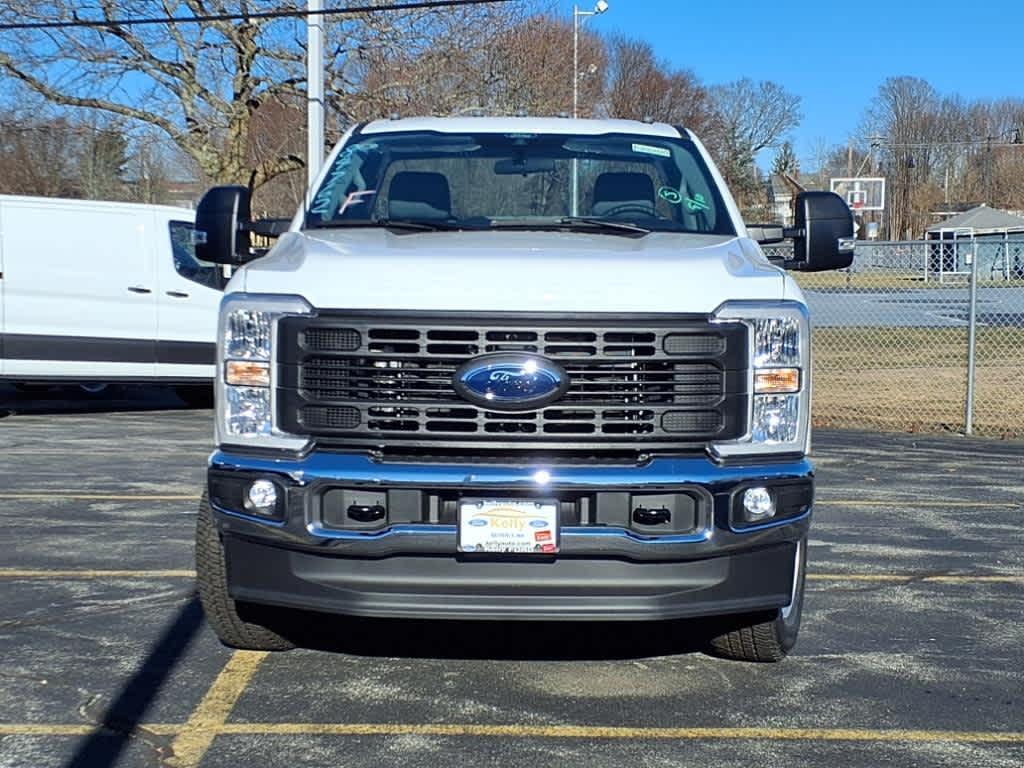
[830,177,886,212]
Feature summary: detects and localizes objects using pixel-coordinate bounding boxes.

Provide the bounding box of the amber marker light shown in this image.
[225,360,271,387]
[754,368,800,394]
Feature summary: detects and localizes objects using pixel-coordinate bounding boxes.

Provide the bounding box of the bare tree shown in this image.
[863,77,942,238]
[0,1,537,190]
[349,10,592,121]
[0,2,313,188]
[606,37,710,131]
[0,110,130,198]
[707,78,802,213]
[0,116,78,196]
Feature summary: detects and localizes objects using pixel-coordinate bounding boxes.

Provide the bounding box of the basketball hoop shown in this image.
[833,182,883,214]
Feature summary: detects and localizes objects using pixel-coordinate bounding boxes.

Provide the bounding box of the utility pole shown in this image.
[306,0,325,201]
[571,1,609,215]
[985,134,992,205]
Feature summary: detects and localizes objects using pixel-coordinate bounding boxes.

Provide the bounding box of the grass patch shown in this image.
[811,326,1024,438]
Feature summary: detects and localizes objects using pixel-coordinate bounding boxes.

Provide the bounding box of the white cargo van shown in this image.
[0,195,221,397]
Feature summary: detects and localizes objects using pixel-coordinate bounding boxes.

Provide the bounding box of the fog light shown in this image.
[244,479,279,515]
[742,487,776,521]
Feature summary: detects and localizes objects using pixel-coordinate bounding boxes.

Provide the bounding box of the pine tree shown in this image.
[772,141,799,177]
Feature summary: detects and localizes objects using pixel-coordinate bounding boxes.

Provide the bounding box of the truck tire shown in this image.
[706,538,806,663]
[195,491,295,651]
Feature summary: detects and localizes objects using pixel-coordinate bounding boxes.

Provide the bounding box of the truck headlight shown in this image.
[216,293,312,452]
[711,301,810,458]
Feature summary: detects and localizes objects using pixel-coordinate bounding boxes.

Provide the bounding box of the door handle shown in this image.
[127,286,152,294]
[165,290,190,299]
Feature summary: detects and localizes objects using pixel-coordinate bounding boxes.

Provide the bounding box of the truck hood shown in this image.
[240,229,786,314]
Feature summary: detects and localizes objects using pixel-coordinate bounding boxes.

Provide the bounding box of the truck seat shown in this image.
[388,171,452,220]
[592,172,656,217]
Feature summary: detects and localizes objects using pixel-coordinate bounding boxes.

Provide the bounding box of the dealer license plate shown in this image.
[458,499,559,554]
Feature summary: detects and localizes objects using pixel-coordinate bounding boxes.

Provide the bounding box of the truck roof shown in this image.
[360,115,687,139]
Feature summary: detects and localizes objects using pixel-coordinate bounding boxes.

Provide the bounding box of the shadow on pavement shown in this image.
[258,607,726,661]
[0,383,209,417]
[64,597,205,768]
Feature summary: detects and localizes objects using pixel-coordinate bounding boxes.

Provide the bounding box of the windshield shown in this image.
[305,130,735,236]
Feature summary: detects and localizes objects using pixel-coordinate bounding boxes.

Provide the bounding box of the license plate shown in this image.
[458,499,559,554]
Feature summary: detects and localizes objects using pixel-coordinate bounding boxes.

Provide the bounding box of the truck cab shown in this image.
[192,117,853,662]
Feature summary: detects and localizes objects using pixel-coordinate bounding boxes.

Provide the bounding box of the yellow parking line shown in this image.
[0,569,196,579]
[0,569,1020,584]
[0,495,195,501]
[808,573,1024,584]
[0,722,1020,744]
[214,723,1024,743]
[167,651,268,768]
[819,499,1020,508]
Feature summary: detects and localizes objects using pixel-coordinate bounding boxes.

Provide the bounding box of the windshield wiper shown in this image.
[558,217,652,236]
[307,218,458,233]
[488,217,651,237]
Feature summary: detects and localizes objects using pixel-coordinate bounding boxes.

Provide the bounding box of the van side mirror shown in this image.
[788,191,855,272]
[194,186,253,265]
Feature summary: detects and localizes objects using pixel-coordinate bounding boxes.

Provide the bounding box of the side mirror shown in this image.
[746,224,785,244]
[194,186,253,265]
[788,191,854,271]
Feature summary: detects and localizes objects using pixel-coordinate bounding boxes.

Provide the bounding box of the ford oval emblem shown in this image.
[453,354,569,411]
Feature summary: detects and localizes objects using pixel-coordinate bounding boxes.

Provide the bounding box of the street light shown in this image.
[571,2,608,216]
[573,1,609,119]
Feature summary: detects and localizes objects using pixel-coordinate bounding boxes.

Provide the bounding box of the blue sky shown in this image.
[555,0,1024,164]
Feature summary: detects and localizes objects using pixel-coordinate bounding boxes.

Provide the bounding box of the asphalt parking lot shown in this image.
[1,384,1022,768]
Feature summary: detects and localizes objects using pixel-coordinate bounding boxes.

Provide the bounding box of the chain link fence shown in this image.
[766,238,1024,438]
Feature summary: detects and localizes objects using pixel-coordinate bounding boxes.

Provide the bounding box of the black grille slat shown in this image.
[279,315,748,452]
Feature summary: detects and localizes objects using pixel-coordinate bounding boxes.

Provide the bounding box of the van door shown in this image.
[0,201,6,377]
[0,198,157,380]
[154,215,220,381]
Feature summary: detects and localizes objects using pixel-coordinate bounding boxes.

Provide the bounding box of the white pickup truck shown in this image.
[191,117,853,662]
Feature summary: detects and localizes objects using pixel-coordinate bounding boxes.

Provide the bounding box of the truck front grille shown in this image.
[277,313,749,455]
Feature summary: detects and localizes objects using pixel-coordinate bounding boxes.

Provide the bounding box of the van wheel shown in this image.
[706,538,807,663]
[175,385,214,409]
[196,492,295,651]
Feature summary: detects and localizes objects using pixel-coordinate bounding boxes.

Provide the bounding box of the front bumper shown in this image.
[208,450,813,621]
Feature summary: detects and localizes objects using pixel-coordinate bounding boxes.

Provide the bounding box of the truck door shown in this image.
[0,198,157,380]
[154,216,220,381]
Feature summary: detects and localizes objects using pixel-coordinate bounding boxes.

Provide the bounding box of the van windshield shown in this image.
[305,131,735,236]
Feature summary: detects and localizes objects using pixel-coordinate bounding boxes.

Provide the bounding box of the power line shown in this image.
[0,0,515,32]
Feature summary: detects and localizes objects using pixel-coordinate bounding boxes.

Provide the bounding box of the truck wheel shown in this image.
[195,492,295,651]
[706,538,807,663]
